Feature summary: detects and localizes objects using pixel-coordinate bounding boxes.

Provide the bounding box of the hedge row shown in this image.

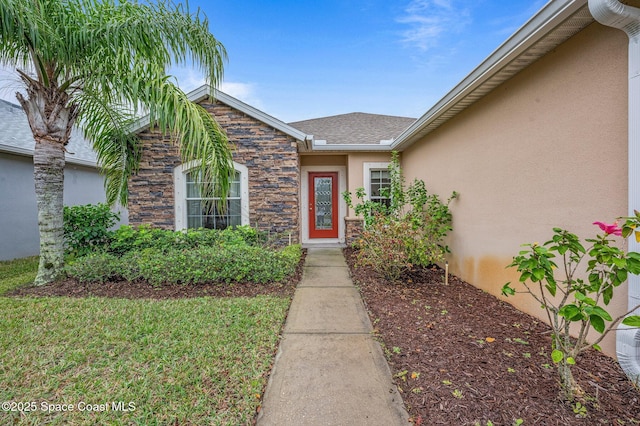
[65,244,302,286]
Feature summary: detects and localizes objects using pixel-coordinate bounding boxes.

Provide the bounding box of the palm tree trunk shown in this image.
[16,75,77,286]
[33,138,65,285]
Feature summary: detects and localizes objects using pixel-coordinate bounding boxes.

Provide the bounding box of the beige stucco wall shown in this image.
[401,23,629,356]
[300,154,347,167]
[345,152,393,216]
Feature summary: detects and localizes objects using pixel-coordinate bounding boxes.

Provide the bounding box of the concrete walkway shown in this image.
[257,247,410,426]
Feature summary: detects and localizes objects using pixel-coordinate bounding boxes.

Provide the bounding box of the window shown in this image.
[174,161,249,230]
[369,169,391,207]
[185,170,242,229]
[363,162,391,207]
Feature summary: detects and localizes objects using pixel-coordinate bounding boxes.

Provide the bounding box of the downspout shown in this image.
[589,0,640,383]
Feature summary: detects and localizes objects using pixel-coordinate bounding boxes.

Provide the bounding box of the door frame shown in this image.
[301,166,346,245]
[308,172,339,239]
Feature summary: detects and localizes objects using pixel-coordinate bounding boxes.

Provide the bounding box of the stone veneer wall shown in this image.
[344,217,364,245]
[128,132,181,229]
[128,99,300,242]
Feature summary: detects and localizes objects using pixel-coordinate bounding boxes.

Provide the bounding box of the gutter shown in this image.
[589,0,640,384]
[311,139,394,152]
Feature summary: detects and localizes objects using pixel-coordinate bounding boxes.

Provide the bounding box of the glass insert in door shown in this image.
[314,177,333,230]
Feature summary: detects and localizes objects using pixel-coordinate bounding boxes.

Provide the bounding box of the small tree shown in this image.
[502,218,640,401]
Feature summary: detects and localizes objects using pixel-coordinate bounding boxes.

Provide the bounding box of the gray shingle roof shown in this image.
[0,99,97,165]
[289,112,415,145]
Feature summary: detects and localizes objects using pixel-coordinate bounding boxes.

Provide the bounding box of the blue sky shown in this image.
[184,0,548,122]
[0,0,547,123]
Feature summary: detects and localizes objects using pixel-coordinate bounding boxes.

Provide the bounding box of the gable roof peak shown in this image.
[129,84,312,149]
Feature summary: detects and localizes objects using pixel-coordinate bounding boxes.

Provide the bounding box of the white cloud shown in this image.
[398,0,471,51]
[170,66,208,93]
[219,81,264,110]
[169,66,264,109]
[0,64,265,115]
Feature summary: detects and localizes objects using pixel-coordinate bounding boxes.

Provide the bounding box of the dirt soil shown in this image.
[344,248,640,425]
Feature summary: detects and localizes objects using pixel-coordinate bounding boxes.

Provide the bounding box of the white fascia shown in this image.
[187,86,311,144]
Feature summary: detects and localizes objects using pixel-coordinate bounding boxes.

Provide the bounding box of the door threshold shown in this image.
[302,242,346,248]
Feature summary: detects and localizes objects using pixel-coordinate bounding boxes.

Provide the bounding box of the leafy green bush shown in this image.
[69,244,302,286]
[107,224,264,255]
[65,252,121,283]
[344,151,458,280]
[63,203,119,256]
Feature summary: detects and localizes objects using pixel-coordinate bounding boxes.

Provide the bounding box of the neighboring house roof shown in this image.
[129,85,314,151]
[289,113,415,151]
[0,99,98,166]
[392,0,594,151]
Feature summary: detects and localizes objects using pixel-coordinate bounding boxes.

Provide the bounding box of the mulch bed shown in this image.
[344,247,640,425]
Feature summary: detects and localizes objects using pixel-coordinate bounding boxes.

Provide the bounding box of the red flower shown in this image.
[593,221,622,236]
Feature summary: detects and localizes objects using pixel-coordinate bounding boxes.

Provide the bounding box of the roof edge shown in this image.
[0,143,98,168]
[189,85,311,143]
[391,0,590,151]
[129,85,313,148]
[311,139,394,151]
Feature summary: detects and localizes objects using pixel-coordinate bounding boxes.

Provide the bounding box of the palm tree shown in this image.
[0,0,233,285]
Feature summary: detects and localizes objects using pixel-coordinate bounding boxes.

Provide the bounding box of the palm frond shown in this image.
[1,0,232,207]
[74,91,141,206]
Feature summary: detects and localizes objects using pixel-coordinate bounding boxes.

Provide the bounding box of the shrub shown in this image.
[65,252,121,283]
[63,203,119,256]
[107,224,266,255]
[71,244,302,286]
[343,151,458,280]
[195,244,301,284]
[502,218,640,401]
[354,215,417,281]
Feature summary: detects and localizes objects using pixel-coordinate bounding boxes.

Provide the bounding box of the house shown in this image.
[128,0,640,373]
[391,0,640,375]
[0,99,128,261]
[128,87,414,246]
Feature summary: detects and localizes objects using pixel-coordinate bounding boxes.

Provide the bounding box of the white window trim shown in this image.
[363,162,390,201]
[174,160,249,230]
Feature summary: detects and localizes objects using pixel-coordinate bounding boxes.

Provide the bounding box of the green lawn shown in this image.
[0,258,290,425]
[0,256,38,296]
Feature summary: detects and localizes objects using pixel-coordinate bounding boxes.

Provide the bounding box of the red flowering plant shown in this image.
[502,218,640,401]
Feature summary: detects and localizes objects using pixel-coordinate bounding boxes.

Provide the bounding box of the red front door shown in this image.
[308,172,339,239]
